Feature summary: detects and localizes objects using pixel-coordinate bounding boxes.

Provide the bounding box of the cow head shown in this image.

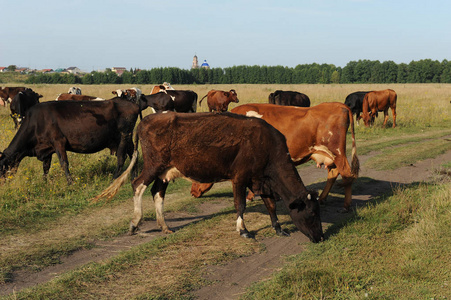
[228,89,239,103]
[288,191,323,243]
[112,89,126,98]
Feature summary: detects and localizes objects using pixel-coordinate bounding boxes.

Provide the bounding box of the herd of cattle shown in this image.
[0,85,398,243]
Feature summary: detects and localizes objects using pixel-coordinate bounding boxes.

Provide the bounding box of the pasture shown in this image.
[0,83,450,299]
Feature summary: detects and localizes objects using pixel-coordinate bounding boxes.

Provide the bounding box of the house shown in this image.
[66,67,81,74]
[112,67,126,76]
[15,67,30,74]
[0,67,6,72]
[39,69,53,73]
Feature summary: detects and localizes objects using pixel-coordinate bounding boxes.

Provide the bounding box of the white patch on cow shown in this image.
[163,82,174,90]
[337,148,341,155]
[170,95,175,101]
[93,97,105,101]
[150,107,156,114]
[131,183,147,227]
[236,216,246,232]
[245,111,263,118]
[55,93,62,100]
[154,192,165,228]
[159,167,184,183]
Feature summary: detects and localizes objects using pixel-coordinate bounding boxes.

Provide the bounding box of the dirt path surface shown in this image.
[1,150,450,298]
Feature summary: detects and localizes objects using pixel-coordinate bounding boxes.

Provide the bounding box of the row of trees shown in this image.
[25,59,451,85]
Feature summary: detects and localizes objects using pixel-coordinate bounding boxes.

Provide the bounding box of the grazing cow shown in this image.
[56,93,104,101]
[10,88,42,129]
[199,89,239,112]
[0,87,26,107]
[149,82,175,94]
[68,87,82,95]
[112,87,142,104]
[0,98,139,184]
[344,91,370,124]
[191,103,360,212]
[139,93,175,113]
[93,112,324,243]
[361,89,397,128]
[269,90,310,107]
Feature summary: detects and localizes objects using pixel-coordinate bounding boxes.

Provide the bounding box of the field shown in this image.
[0,83,450,299]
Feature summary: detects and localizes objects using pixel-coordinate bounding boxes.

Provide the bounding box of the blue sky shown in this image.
[1,0,449,72]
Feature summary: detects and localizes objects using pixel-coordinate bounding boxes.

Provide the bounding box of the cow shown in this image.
[344,91,371,124]
[112,87,142,104]
[93,112,324,243]
[361,89,397,128]
[68,87,82,95]
[149,82,174,94]
[268,90,310,107]
[0,98,139,185]
[191,103,360,212]
[199,89,239,112]
[10,88,42,129]
[139,92,175,113]
[56,93,104,101]
[0,87,26,107]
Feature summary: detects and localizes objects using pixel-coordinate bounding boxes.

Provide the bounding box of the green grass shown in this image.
[241,182,451,300]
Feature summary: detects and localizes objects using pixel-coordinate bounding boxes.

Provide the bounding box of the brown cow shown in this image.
[149,82,174,94]
[191,103,360,212]
[56,93,104,101]
[93,112,324,242]
[0,87,26,107]
[361,89,397,128]
[199,89,239,112]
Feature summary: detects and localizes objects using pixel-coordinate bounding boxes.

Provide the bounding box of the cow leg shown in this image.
[42,156,52,181]
[113,136,129,178]
[318,167,339,205]
[129,169,155,235]
[261,195,289,236]
[391,107,397,128]
[341,176,354,212]
[382,109,389,127]
[233,182,252,238]
[54,143,73,185]
[151,178,172,233]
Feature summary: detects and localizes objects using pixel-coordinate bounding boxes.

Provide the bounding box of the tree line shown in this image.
[25,59,451,85]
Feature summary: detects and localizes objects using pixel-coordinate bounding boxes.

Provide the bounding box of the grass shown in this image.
[0,83,450,298]
[241,181,451,300]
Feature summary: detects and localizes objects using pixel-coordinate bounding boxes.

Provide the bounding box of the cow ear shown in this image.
[289,199,306,212]
[224,92,229,97]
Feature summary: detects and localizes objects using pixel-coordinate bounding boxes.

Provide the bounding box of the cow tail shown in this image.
[199,94,208,106]
[348,108,360,178]
[90,132,140,203]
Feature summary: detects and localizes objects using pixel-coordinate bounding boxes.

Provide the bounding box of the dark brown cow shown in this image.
[0,87,26,107]
[0,98,139,184]
[269,90,310,107]
[93,112,324,242]
[191,103,360,212]
[199,89,239,112]
[361,89,397,128]
[56,93,104,101]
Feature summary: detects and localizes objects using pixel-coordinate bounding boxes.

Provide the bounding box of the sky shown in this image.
[1,0,450,72]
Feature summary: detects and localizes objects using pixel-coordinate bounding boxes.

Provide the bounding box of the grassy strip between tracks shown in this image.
[241,178,451,300]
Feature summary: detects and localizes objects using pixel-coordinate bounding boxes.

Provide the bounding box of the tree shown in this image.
[331,70,340,84]
[7,65,17,72]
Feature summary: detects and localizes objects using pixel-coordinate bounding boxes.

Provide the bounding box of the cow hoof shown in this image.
[240,230,254,239]
[276,228,290,237]
[129,223,139,235]
[337,207,351,213]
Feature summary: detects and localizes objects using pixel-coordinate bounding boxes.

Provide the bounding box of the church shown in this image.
[192,55,210,69]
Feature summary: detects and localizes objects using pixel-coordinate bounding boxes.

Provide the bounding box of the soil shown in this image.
[1,150,450,298]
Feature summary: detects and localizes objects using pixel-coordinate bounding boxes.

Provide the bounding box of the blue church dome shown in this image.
[201,60,210,68]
